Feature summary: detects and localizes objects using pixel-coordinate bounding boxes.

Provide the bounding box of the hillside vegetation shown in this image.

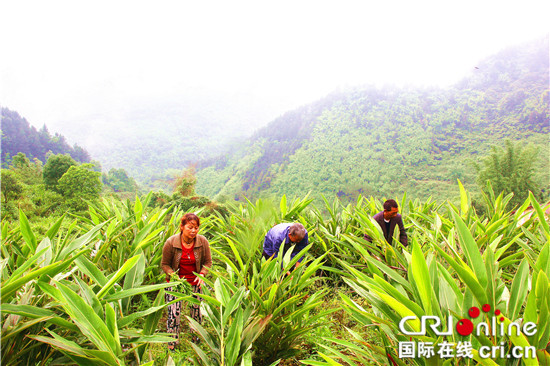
[196,37,549,203]
[1,108,91,166]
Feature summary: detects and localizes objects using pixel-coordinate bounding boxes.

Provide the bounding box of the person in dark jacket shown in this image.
[365,199,408,246]
[262,222,308,264]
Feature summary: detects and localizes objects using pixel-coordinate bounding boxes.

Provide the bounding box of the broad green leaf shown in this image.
[214,277,231,307]
[1,221,8,241]
[411,240,432,314]
[96,254,140,299]
[75,256,108,287]
[119,305,166,328]
[433,243,488,306]
[134,195,143,223]
[190,342,212,366]
[55,281,119,355]
[104,282,175,302]
[35,237,53,268]
[452,210,487,288]
[372,290,420,333]
[484,246,498,314]
[18,210,37,252]
[530,191,549,235]
[122,250,145,312]
[57,223,106,261]
[1,316,53,343]
[508,259,529,320]
[104,303,122,355]
[130,222,155,252]
[138,289,169,360]
[89,206,101,225]
[51,330,120,365]
[537,350,550,363]
[471,349,500,365]
[46,214,66,240]
[500,316,539,366]
[30,334,90,359]
[1,304,79,331]
[132,228,164,253]
[437,263,463,302]
[317,352,345,366]
[344,236,412,292]
[75,276,104,318]
[1,254,80,302]
[535,242,550,276]
[458,179,470,215]
[5,247,48,283]
[222,287,246,328]
[280,194,287,218]
[187,316,219,355]
[241,352,253,366]
[226,308,244,366]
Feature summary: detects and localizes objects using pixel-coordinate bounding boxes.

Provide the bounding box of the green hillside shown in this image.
[196,37,549,203]
[0,108,91,166]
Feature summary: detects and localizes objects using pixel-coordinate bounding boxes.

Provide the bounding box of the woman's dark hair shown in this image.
[180,213,200,230]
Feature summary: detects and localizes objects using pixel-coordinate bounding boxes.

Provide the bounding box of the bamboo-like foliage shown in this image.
[2,187,548,365]
[200,195,334,364]
[187,277,272,366]
[303,192,550,366]
[76,193,180,282]
[0,199,190,365]
[192,245,333,365]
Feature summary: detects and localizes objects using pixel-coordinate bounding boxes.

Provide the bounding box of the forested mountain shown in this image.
[1,108,91,166]
[48,92,297,187]
[196,37,549,203]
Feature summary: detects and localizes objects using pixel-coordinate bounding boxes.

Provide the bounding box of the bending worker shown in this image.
[365,199,408,246]
[262,222,308,265]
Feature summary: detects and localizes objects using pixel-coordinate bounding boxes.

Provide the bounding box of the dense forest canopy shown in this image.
[196,37,549,204]
[0,108,91,166]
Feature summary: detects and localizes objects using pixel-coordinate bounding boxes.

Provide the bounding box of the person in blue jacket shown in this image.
[262,223,308,265]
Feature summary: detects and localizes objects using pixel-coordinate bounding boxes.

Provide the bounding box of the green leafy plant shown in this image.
[188,277,272,366]
[303,194,550,365]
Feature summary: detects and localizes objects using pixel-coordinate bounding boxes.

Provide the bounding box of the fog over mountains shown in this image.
[195,37,550,202]
[3,2,548,188]
[2,36,548,201]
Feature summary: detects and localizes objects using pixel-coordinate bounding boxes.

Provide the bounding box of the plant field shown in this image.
[1,186,549,365]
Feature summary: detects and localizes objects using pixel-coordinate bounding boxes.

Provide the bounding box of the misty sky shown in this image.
[1,0,549,140]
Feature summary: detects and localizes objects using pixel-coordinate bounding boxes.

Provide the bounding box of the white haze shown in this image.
[1,0,549,153]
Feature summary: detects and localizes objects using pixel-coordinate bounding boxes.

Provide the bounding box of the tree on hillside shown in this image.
[474,139,542,208]
[172,166,197,197]
[43,153,77,191]
[72,144,92,163]
[103,168,138,192]
[1,169,23,203]
[57,164,102,211]
[11,152,43,185]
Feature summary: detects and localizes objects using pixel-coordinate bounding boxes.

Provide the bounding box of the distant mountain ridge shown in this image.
[196,36,549,202]
[1,108,91,166]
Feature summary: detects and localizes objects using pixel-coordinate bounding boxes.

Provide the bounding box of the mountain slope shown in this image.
[196,37,549,202]
[1,108,91,166]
